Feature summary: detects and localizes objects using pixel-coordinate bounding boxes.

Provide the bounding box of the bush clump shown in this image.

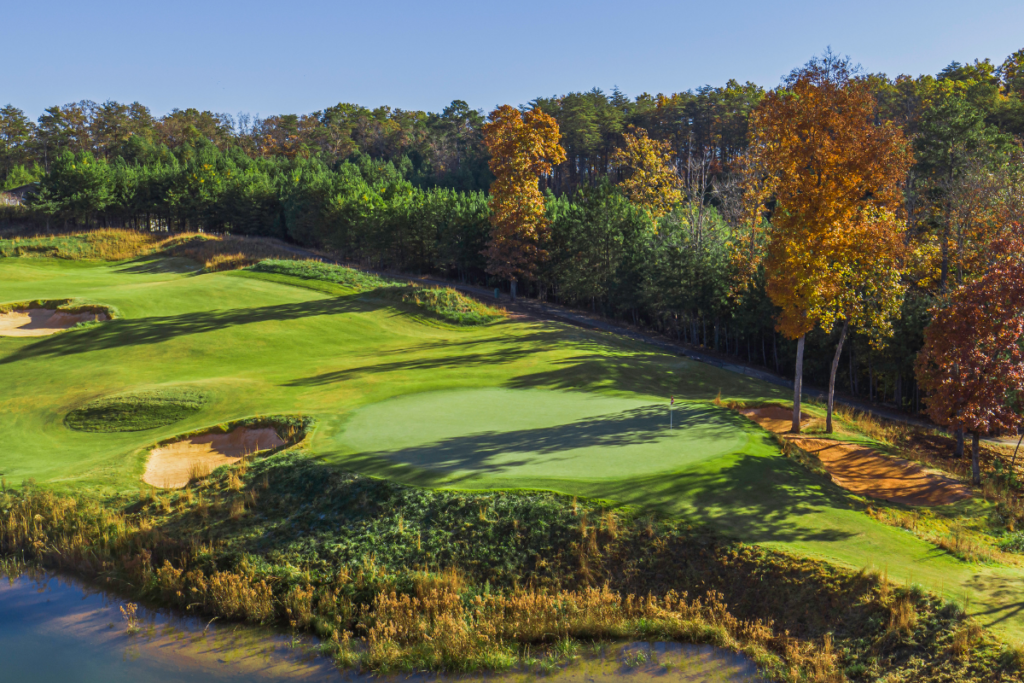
[65,387,210,432]
[380,285,505,326]
[250,259,505,325]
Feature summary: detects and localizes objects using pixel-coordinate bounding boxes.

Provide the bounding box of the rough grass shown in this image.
[0,229,171,261]
[249,259,395,291]
[250,259,505,325]
[65,387,211,433]
[0,456,1017,680]
[164,236,298,271]
[0,229,298,269]
[378,285,506,326]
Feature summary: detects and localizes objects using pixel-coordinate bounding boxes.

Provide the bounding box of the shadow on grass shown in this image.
[346,404,735,475]
[284,345,556,386]
[964,573,1024,627]
[323,405,858,546]
[0,295,374,365]
[115,256,199,275]
[506,353,785,401]
[591,440,861,544]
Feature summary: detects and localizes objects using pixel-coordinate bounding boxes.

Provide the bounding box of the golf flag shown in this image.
[670,395,674,428]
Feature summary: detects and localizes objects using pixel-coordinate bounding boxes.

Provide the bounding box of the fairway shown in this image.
[334,388,746,480]
[4,254,1024,641]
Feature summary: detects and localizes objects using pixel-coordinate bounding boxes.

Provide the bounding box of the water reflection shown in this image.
[0,573,761,682]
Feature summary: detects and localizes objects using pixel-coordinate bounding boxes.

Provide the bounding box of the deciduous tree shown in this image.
[611,126,682,221]
[745,52,912,432]
[915,230,1024,484]
[482,105,565,299]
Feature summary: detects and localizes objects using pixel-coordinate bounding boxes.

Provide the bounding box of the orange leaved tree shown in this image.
[915,230,1024,485]
[745,53,912,433]
[482,105,565,300]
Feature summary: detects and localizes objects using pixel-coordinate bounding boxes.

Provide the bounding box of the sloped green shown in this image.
[377,285,505,325]
[65,387,210,432]
[249,259,394,291]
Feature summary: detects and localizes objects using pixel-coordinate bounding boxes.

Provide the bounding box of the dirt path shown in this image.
[739,406,972,506]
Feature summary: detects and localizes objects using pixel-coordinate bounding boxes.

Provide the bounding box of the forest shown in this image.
[1,48,1023,420]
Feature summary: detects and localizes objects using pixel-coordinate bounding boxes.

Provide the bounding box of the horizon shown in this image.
[7,0,1024,121]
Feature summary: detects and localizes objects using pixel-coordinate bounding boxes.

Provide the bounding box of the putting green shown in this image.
[334,388,746,481]
[4,254,1024,640]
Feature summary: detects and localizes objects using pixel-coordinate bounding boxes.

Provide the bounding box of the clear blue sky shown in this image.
[9,0,1024,121]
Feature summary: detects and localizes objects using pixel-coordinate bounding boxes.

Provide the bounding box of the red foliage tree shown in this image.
[915,228,1024,484]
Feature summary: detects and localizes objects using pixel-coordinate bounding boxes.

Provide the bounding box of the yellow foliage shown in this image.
[611,126,682,222]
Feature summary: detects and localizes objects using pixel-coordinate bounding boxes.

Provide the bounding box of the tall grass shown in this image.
[0,229,171,260]
[1,466,1011,680]
[166,235,298,271]
[0,228,298,269]
[249,259,395,291]
[249,259,506,325]
[379,285,506,326]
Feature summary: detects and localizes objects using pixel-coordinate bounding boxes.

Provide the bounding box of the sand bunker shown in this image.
[0,308,109,336]
[740,406,972,506]
[143,426,285,489]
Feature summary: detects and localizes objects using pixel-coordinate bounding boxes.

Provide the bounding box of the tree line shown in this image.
[2,48,1023,446]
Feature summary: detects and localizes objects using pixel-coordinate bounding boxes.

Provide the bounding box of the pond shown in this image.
[0,572,761,682]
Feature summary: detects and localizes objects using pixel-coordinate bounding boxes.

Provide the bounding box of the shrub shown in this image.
[249,258,394,291]
[65,387,210,432]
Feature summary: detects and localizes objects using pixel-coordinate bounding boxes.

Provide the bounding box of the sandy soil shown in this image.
[143,426,284,489]
[740,405,811,433]
[0,308,109,336]
[740,406,972,506]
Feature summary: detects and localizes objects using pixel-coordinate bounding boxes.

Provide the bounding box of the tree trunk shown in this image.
[1011,431,1024,473]
[954,429,965,459]
[510,279,517,301]
[792,334,806,433]
[826,320,849,434]
[971,431,981,486]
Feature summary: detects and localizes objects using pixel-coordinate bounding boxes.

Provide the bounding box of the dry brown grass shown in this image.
[949,621,984,659]
[887,595,918,637]
[831,404,912,446]
[1,228,301,271]
[186,460,212,483]
[195,492,209,518]
[0,485,985,681]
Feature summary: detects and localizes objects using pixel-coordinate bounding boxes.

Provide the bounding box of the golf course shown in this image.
[3,245,1024,656]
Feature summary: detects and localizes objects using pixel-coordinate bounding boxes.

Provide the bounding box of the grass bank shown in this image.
[5,253,1024,652]
[1,451,1020,680]
[248,259,505,325]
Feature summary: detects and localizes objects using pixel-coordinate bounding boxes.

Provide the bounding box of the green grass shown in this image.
[248,258,394,290]
[248,259,505,325]
[64,386,211,432]
[3,254,1024,644]
[376,285,505,325]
